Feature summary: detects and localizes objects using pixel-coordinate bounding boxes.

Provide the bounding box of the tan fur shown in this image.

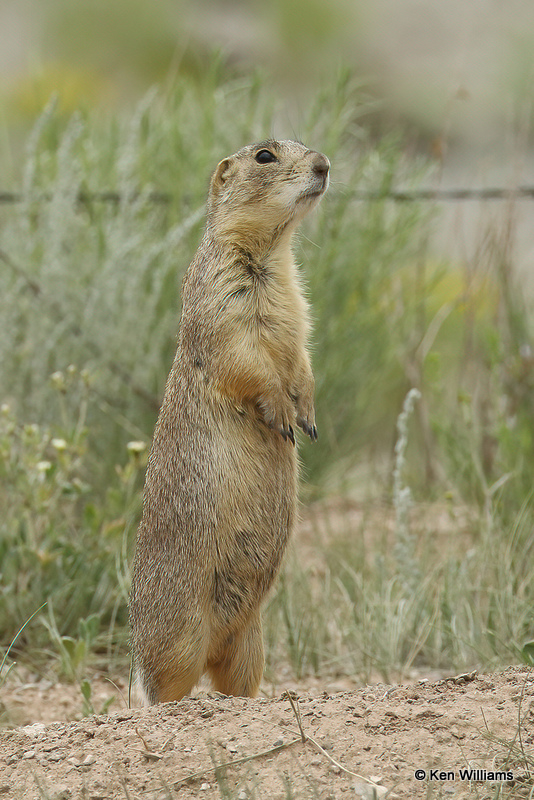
[129,140,329,703]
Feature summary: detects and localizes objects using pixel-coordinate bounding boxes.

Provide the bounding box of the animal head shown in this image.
[206,139,329,249]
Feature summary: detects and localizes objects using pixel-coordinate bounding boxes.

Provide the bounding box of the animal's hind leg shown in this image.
[135,633,209,704]
[207,612,264,697]
[140,660,204,704]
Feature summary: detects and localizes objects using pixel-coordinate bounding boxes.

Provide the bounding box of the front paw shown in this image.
[293,385,318,443]
[257,395,296,445]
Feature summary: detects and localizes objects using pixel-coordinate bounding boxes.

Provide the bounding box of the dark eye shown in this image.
[255,149,277,164]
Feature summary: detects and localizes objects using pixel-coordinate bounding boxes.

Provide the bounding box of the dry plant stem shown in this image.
[169,691,386,792]
[135,726,164,760]
[289,727,384,789]
[284,691,307,741]
[516,673,530,776]
[0,247,42,296]
[128,660,134,710]
[442,670,478,685]
[119,776,133,800]
[171,739,303,790]
[104,676,128,710]
[481,689,534,776]
[284,691,383,790]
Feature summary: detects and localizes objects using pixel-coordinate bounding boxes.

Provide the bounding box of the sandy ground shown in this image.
[0,666,533,799]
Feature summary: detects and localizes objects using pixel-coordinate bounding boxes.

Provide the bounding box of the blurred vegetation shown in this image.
[1,69,534,685]
[2,0,361,124]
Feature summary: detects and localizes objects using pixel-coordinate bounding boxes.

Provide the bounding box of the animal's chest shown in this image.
[249,283,305,362]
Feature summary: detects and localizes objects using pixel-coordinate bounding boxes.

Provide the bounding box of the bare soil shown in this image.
[0,666,533,800]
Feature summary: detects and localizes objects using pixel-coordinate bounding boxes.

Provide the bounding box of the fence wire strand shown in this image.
[2,186,534,206]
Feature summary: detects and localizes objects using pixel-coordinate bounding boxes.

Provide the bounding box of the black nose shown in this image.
[312,153,330,177]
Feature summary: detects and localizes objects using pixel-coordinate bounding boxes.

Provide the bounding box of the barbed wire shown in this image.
[2,186,534,205]
[351,186,534,201]
[0,190,173,205]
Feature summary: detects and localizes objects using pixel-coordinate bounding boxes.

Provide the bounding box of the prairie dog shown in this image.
[129,139,329,703]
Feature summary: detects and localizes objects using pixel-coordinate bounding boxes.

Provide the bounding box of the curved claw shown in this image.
[282,425,295,446]
[297,417,318,442]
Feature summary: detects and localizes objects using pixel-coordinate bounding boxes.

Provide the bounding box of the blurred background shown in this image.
[3,0,534,152]
[3,0,534,267]
[2,0,534,693]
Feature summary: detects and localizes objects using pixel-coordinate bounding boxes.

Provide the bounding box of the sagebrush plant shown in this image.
[0,71,435,493]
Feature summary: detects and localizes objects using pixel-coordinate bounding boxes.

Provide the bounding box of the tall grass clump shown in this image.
[265,381,534,683]
[265,492,534,685]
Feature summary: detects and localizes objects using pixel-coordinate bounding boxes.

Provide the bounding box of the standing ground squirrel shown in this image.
[129,139,329,703]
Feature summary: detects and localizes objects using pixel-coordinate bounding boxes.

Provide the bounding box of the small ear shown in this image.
[210,157,235,194]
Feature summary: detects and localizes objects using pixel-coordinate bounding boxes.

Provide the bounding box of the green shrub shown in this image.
[0,378,143,658]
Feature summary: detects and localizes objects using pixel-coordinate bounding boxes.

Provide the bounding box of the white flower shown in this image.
[127,441,146,454]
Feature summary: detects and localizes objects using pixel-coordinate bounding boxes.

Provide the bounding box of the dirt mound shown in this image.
[1,666,533,799]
